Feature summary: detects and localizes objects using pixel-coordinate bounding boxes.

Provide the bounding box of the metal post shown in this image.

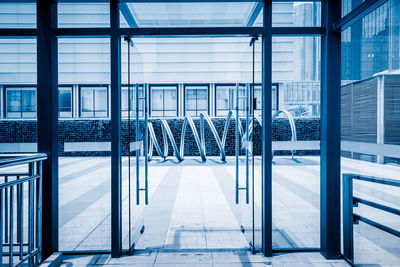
[245,83,250,204]
[342,174,354,263]
[9,186,13,267]
[36,161,43,263]
[28,163,34,266]
[0,189,3,266]
[262,0,272,257]
[144,84,149,205]
[37,0,59,259]
[235,83,239,204]
[111,0,122,258]
[320,0,342,259]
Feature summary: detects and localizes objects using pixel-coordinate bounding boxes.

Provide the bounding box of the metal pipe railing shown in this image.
[147,109,297,162]
[342,173,400,265]
[0,153,47,267]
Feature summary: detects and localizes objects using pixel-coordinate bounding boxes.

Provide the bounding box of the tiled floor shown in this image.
[60,251,349,267]
[4,156,399,266]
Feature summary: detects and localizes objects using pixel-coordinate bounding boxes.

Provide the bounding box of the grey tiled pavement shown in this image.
[60,251,349,266]
[8,155,393,266]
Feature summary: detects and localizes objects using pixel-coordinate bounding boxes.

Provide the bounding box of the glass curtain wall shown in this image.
[58,37,111,252]
[0,38,37,153]
[341,0,400,264]
[272,36,321,249]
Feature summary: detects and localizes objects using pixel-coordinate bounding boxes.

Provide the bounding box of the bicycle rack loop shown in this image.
[147,110,297,162]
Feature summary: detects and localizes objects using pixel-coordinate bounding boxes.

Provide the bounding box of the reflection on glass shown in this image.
[216,85,245,116]
[58,2,110,28]
[122,2,261,28]
[341,2,400,264]
[59,87,73,118]
[185,85,208,116]
[6,87,36,118]
[80,86,108,118]
[150,85,177,117]
[0,3,36,28]
[272,36,321,250]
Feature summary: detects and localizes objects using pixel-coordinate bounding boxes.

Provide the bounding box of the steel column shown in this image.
[111,0,122,258]
[320,0,341,259]
[262,0,272,257]
[37,0,59,260]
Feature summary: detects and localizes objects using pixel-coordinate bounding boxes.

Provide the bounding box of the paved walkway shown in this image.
[5,156,397,265]
[60,251,349,266]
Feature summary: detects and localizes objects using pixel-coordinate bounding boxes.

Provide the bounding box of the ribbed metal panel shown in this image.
[384,75,400,145]
[341,83,352,141]
[353,78,377,143]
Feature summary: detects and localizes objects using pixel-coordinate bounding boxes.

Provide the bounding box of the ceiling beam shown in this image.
[120,2,138,28]
[333,0,388,32]
[245,2,263,27]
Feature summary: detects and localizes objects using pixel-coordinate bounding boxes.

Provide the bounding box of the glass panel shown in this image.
[215,85,247,116]
[121,2,262,28]
[94,87,108,118]
[121,38,146,252]
[0,2,36,28]
[272,36,321,249]
[58,38,111,252]
[58,2,110,28]
[150,85,177,117]
[80,87,94,117]
[341,1,400,264]
[239,37,262,252]
[342,0,366,17]
[5,87,36,119]
[185,85,208,116]
[0,38,37,156]
[216,85,231,116]
[59,87,73,118]
[253,2,321,27]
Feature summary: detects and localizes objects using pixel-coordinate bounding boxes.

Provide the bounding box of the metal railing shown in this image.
[0,153,47,267]
[342,173,400,265]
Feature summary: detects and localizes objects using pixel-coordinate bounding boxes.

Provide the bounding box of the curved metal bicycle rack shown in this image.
[147,110,297,162]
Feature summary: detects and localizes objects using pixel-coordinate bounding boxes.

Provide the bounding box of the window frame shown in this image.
[78,84,110,118]
[149,84,179,117]
[183,83,210,117]
[58,85,74,118]
[121,83,144,118]
[4,85,37,119]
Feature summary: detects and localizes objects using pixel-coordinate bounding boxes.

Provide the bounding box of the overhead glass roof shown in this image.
[121,2,263,28]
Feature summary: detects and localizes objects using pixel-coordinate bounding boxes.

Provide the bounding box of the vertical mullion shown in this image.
[262,0,272,257]
[9,186,13,267]
[18,177,23,260]
[111,0,122,258]
[37,0,59,260]
[36,161,43,263]
[320,0,341,259]
[0,189,3,266]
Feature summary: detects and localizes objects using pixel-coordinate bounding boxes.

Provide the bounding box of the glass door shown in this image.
[121,37,148,254]
[237,37,262,253]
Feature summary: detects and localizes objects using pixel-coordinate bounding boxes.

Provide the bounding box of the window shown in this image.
[80,86,108,118]
[59,86,73,118]
[184,85,208,116]
[150,85,177,117]
[215,84,246,116]
[5,87,36,119]
[121,85,144,118]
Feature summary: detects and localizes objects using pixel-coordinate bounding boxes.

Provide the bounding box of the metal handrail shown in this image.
[0,153,47,267]
[0,153,47,168]
[342,173,400,265]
